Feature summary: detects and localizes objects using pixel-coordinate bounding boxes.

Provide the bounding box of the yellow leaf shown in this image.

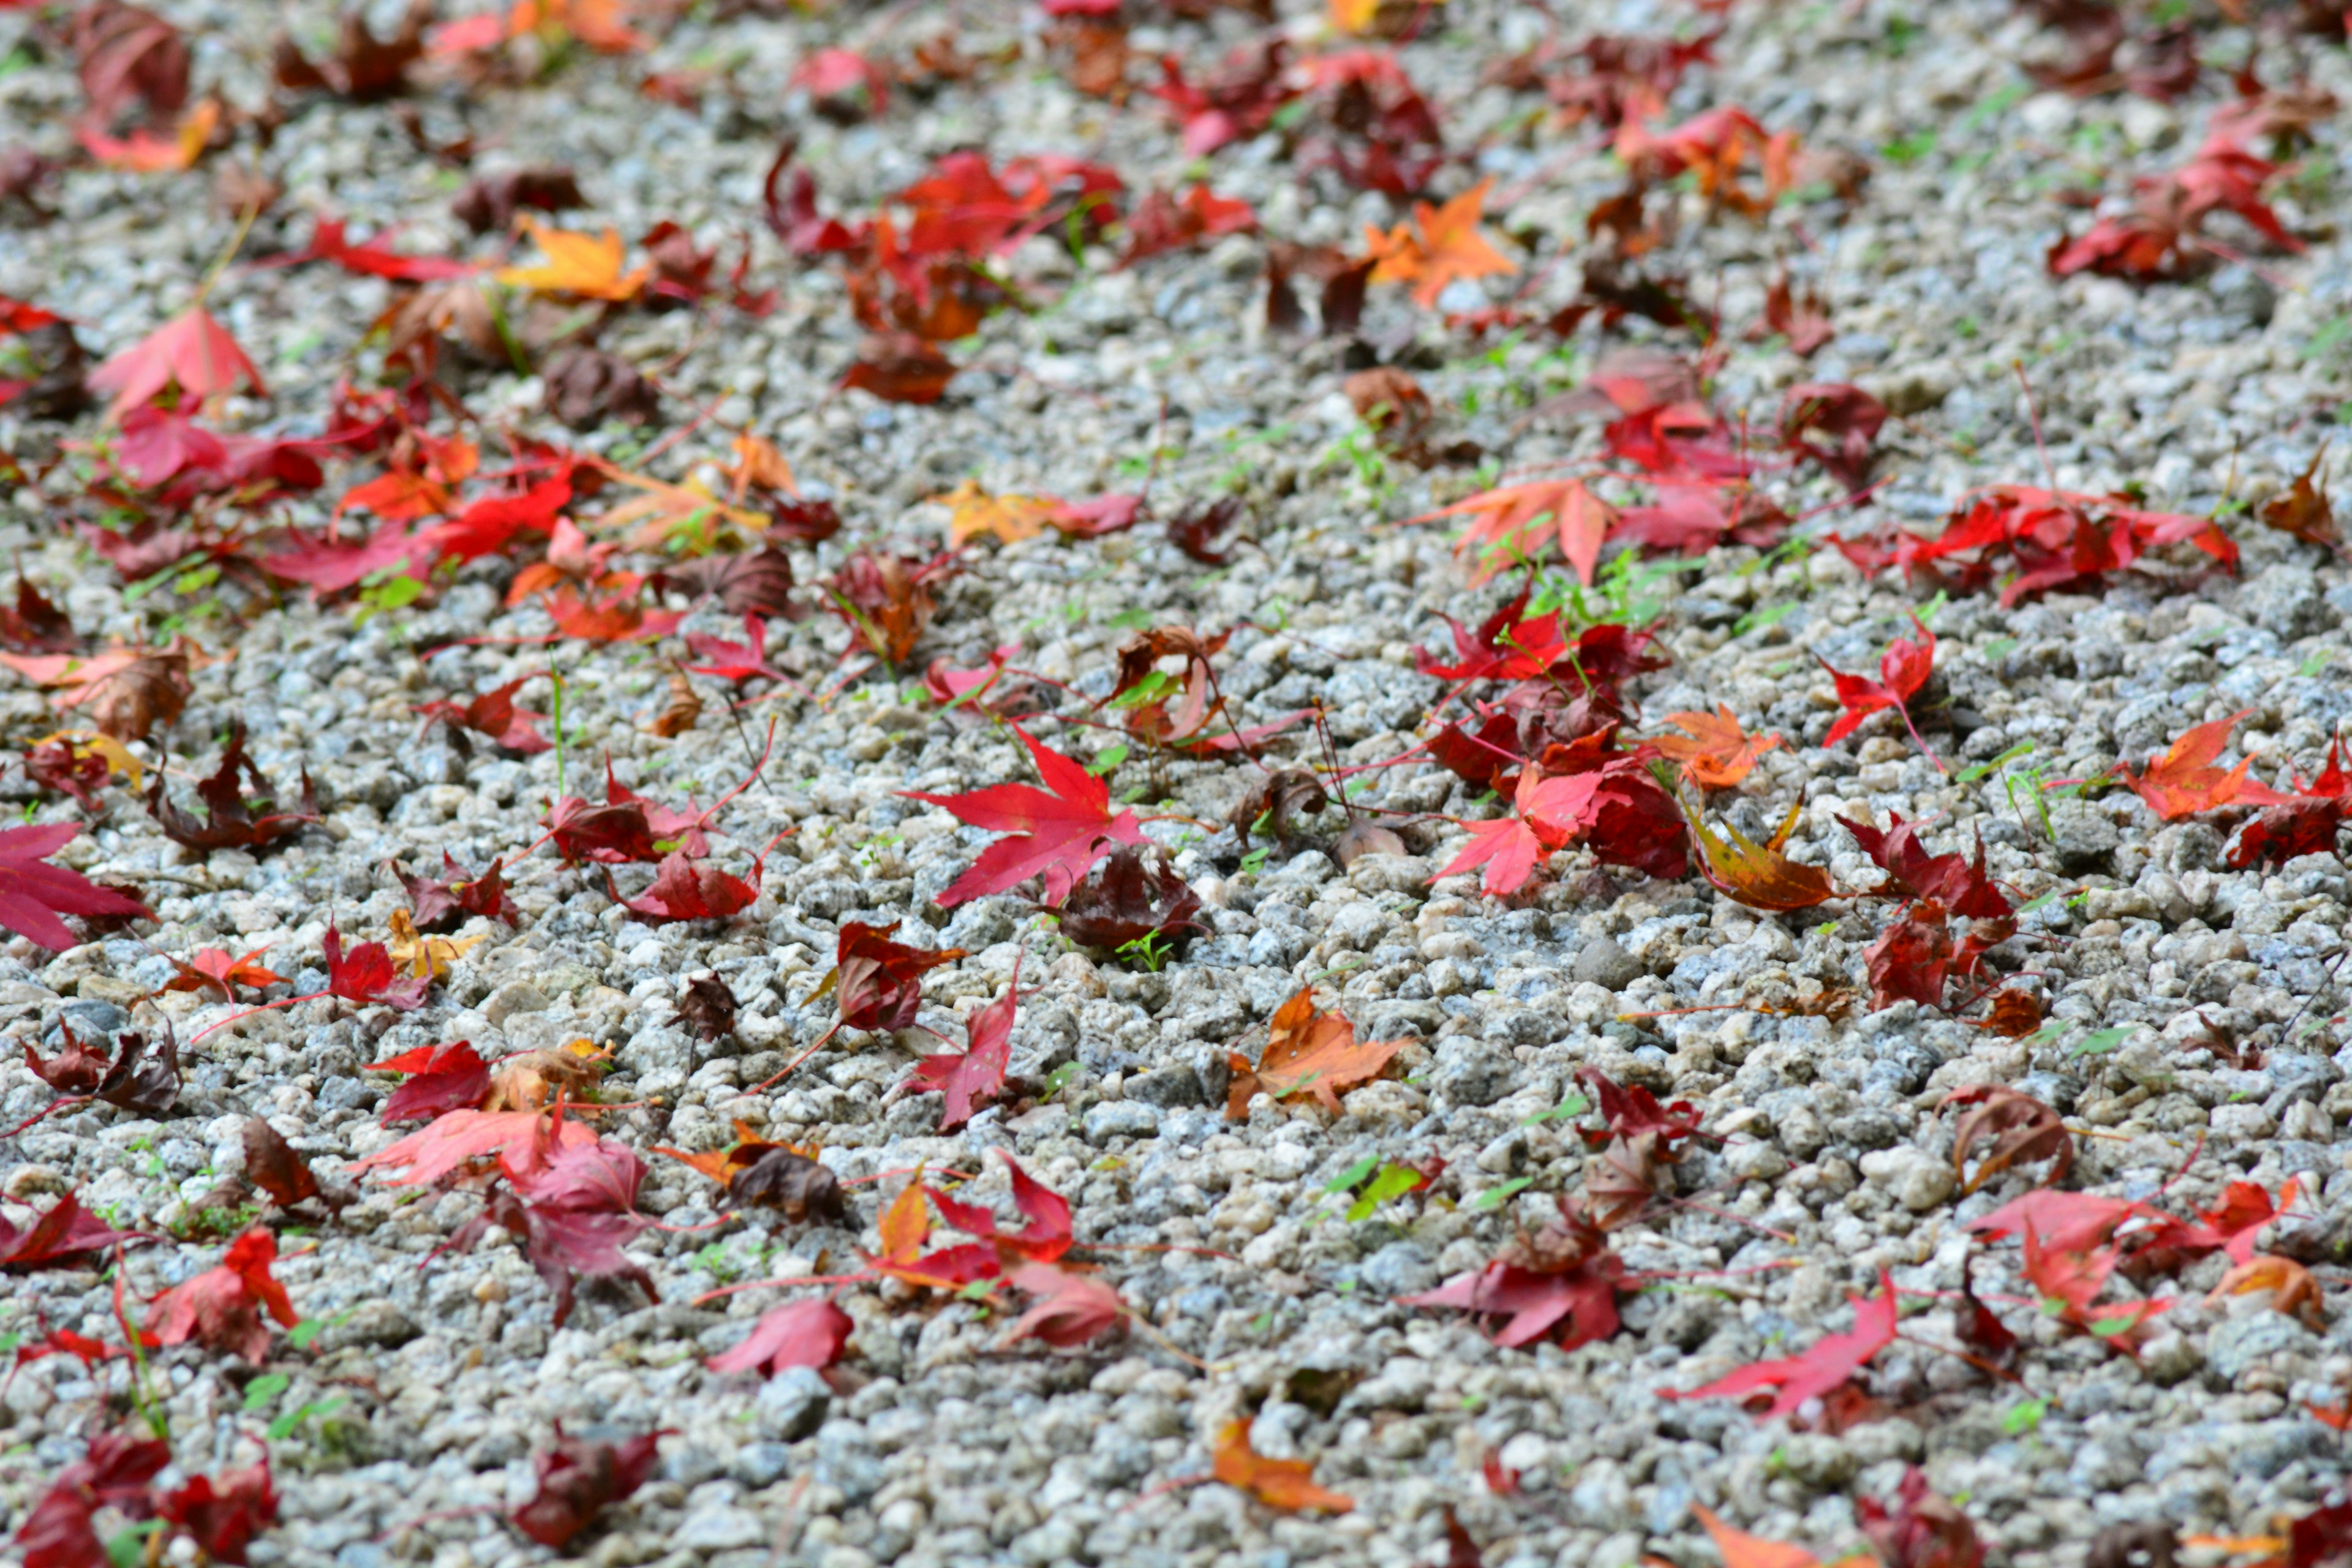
[494,219,648,301]
[932,478,1065,547]
[29,729,145,788]
[386,909,487,982]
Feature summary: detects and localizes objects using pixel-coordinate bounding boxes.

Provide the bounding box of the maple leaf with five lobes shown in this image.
[1434,763,1609,896]
[86,305,265,422]
[1664,1270,1899,1417]
[1685,798,1839,912]
[905,956,1019,1130]
[496,219,649,301]
[1820,614,1938,757]
[1406,476,1615,585]
[902,726,1148,907]
[1224,986,1406,1117]
[0,822,153,949]
[1654,705,1784,790]
[1363,176,1517,308]
[2121,708,2289,820]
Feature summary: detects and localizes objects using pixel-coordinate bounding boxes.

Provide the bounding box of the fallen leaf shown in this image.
[2,639,194,742]
[1820,615,1936,752]
[1943,1085,2073,1194]
[905,959,1019,1131]
[1663,1271,1898,1417]
[1224,987,1404,1118]
[86,305,264,421]
[1654,704,1782,789]
[496,218,648,301]
[147,1226,296,1363]
[145,721,321,854]
[999,1262,1126,1348]
[1365,176,1517,307]
[707,1298,855,1375]
[902,726,1150,907]
[1211,1419,1354,1513]
[0,822,153,949]
[676,974,736,1041]
[0,1191,134,1272]
[322,921,431,1009]
[2208,1254,2325,1328]
[933,477,1065,546]
[1054,847,1205,951]
[1856,1468,1986,1568]
[156,1461,277,1567]
[2121,709,2288,820]
[511,1428,666,1550]
[1686,798,1838,911]
[367,1041,492,1122]
[386,908,486,981]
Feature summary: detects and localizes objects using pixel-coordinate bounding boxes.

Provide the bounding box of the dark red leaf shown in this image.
[511,1428,668,1549]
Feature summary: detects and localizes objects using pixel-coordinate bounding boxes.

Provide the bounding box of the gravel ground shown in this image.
[6,0,2352,1565]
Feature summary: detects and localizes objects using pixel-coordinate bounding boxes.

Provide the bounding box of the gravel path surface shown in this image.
[6,0,2352,1565]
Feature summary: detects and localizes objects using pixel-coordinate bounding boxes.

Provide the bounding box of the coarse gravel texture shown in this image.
[6,0,2352,1565]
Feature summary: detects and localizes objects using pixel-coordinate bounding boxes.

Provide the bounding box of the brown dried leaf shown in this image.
[1224,988,1404,1118]
[676,974,736,1042]
[647,670,703,737]
[1944,1085,2073,1193]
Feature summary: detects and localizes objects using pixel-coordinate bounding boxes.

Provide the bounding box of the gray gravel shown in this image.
[6,0,2352,1565]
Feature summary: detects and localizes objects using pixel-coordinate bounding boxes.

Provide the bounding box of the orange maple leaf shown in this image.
[1406,475,1613,584]
[1693,1506,1874,1568]
[1211,1420,1353,1513]
[1685,797,1838,911]
[2120,709,2290,820]
[1654,705,1783,790]
[1224,987,1404,1118]
[2207,1254,2325,1328]
[495,219,649,302]
[932,478,1066,547]
[1363,176,1517,308]
[78,99,221,173]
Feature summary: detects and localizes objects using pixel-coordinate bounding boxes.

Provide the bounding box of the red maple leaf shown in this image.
[684,614,797,687]
[416,676,552,753]
[1575,1066,1703,1150]
[365,1040,492,1122]
[706,1297,855,1376]
[2122,709,2290,820]
[86,305,266,421]
[1820,615,1937,756]
[998,1263,1126,1348]
[0,821,153,949]
[926,1152,1073,1265]
[443,1136,654,1327]
[902,726,1149,906]
[10,1432,172,1568]
[157,1461,278,1567]
[511,1428,668,1550]
[271,217,474,281]
[605,851,759,923]
[323,921,430,1009]
[1404,1197,1625,1349]
[1836,810,2011,917]
[905,958,1019,1130]
[1857,1468,1985,1568]
[393,853,519,930]
[1664,1270,1898,1417]
[423,472,570,563]
[0,1190,133,1272]
[148,1226,298,1363]
[1864,899,1958,1009]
